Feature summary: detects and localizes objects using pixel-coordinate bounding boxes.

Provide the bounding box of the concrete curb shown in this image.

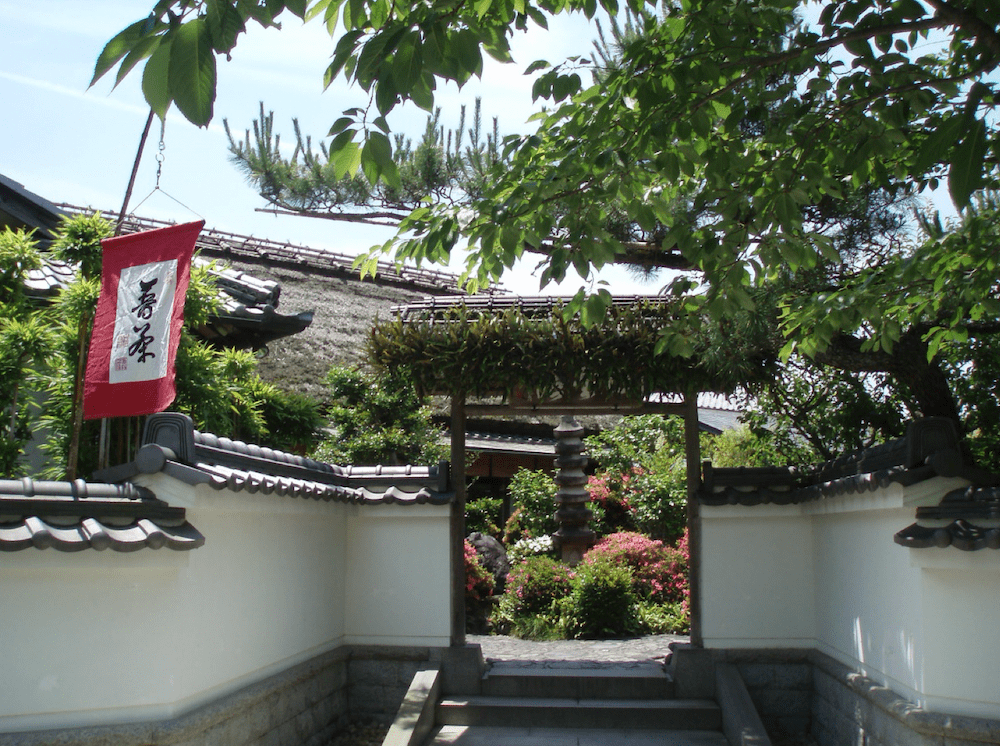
[382,668,441,746]
[717,663,772,746]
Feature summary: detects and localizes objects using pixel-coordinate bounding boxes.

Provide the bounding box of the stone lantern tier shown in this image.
[552,415,594,565]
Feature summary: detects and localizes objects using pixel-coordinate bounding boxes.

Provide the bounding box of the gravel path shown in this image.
[468,633,688,667]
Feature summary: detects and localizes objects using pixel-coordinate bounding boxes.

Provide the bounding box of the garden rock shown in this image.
[468,531,510,593]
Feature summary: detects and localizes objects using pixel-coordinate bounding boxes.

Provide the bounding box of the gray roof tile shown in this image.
[0,478,204,553]
[894,484,1000,550]
[700,418,965,507]
[96,412,453,507]
[61,205,491,296]
[697,417,1000,552]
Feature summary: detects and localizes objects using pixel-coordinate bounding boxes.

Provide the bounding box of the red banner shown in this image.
[83,221,204,420]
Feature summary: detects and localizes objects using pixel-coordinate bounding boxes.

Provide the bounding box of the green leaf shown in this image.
[367,131,393,168]
[327,116,355,136]
[911,116,963,174]
[581,290,611,327]
[552,73,581,102]
[391,33,422,94]
[375,79,398,116]
[92,17,154,87]
[168,18,217,126]
[305,0,333,21]
[285,0,309,18]
[330,129,361,178]
[325,30,363,88]
[949,118,987,208]
[364,131,400,188]
[114,35,161,88]
[206,0,247,52]
[410,73,435,110]
[142,37,173,120]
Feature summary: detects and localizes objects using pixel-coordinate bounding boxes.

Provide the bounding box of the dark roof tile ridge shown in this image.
[701,418,961,505]
[189,422,444,486]
[192,428,346,479]
[129,413,452,501]
[895,519,1000,550]
[894,473,1000,550]
[702,464,931,507]
[0,477,154,501]
[463,430,558,445]
[0,515,205,552]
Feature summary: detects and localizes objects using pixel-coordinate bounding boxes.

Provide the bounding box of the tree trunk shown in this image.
[816,329,966,448]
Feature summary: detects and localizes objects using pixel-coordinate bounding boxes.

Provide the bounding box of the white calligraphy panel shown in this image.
[108,259,178,384]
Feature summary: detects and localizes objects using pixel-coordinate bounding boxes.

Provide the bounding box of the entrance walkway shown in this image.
[467,634,689,668]
[434,635,722,746]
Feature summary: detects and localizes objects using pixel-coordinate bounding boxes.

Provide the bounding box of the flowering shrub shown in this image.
[564,557,639,639]
[587,467,686,543]
[627,468,687,543]
[636,600,689,635]
[584,531,689,606]
[464,540,494,602]
[466,496,503,537]
[493,531,689,639]
[501,555,574,616]
[506,534,555,564]
[586,472,636,536]
[583,415,688,543]
[503,469,558,542]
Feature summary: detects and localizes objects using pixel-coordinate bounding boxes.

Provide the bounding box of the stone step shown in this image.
[436,696,721,731]
[482,665,676,700]
[427,725,730,745]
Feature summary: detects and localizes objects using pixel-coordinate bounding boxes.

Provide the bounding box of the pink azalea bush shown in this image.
[584,530,689,607]
[464,540,494,602]
[586,471,635,535]
[587,467,687,542]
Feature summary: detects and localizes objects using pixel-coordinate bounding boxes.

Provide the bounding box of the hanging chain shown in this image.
[154,117,166,189]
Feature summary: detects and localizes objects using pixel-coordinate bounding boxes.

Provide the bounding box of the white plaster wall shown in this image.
[810,504,926,706]
[151,484,350,716]
[700,506,815,648]
[1,549,193,731]
[343,503,451,646]
[0,474,452,733]
[914,553,1000,718]
[701,477,1000,719]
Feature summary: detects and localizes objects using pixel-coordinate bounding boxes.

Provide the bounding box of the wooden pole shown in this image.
[116,109,156,233]
[65,312,91,480]
[684,393,703,648]
[69,109,156,477]
[449,394,467,647]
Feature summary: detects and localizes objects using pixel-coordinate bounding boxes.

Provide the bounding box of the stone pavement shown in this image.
[466,634,689,668]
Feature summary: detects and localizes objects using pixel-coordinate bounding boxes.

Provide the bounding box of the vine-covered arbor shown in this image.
[367,294,774,645]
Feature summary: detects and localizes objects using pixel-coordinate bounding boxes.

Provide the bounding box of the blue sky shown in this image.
[0,1,661,295]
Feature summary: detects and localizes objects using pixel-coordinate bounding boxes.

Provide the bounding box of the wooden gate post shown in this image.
[449,394,467,647]
[684,394,703,647]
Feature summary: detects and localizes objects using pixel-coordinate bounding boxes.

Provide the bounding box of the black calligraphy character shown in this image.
[132,278,159,320]
[129,322,156,363]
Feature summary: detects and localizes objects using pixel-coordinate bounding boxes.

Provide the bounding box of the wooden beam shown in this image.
[464,400,689,417]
